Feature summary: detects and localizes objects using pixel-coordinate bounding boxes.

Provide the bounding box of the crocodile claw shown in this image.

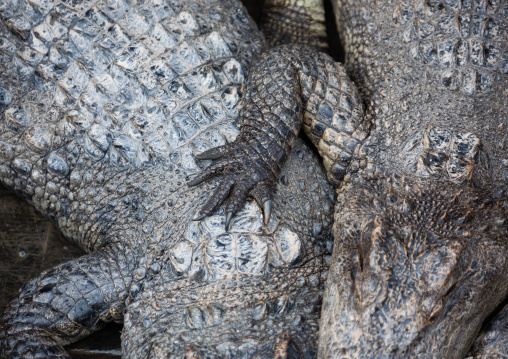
[263,200,272,225]
[225,212,233,231]
[188,132,279,230]
[192,214,207,222]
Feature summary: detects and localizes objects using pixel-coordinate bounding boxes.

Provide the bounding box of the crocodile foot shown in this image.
[188,131,278,230]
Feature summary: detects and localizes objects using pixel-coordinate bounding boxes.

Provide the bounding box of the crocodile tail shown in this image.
[0,243,132,358]
[260,0,328,51]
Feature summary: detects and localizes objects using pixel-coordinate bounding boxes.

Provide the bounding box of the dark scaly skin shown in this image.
[193,0,508,357]
[0,0,337,357]
[260,0,328,51]
[318,1,507,357]
[466,301,508,358]
[2,243,133,356]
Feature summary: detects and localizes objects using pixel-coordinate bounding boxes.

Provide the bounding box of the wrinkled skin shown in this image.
[466,301,508,358]
[0,0,336,357]
[192,0,508,357]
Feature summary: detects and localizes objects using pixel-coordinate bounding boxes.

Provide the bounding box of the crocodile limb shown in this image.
[188,45,369,229]
[188,0,361,229]
[0,242,134,357]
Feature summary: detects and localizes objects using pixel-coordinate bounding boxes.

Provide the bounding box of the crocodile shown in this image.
[190,0,508,357]
[0,0,337,357]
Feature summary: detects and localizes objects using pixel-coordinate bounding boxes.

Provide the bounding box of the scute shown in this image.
[274,227,302,265]
[170,240,194,275]
[47,152,69,176]
[192,201,303,279]
[394,0,507,96]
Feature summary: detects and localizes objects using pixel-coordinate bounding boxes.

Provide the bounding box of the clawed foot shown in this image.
[188,136,277,231]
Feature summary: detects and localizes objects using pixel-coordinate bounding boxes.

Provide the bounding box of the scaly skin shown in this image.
[0,0,336,357]
[189,45,369,221]
[466,301,508,358]
[260,0,328,50]
[319,1,507,357]
[193,0,508,357]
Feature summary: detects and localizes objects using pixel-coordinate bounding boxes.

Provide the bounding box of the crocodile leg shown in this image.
[0,243,134,358]
[189,45,369,225]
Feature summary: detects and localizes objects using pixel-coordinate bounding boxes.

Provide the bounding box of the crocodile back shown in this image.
[0,0,264,251]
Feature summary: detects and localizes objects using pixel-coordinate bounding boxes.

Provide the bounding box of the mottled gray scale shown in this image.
[394,0,507,96]
[4,106,30,132]
[47,152,69,176]
[169,240,193,274]
[399,126,486,182]
[11,157,32,176]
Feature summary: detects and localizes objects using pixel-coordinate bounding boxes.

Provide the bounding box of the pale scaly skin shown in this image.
[193,0,507,358]
[0,0,337,357]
